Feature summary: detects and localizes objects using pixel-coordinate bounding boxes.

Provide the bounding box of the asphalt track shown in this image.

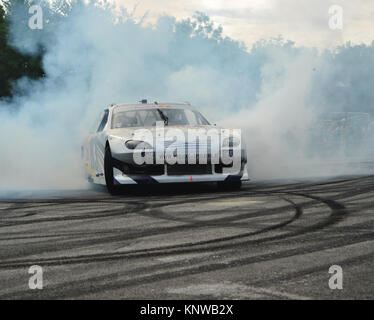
[0,175,374,299]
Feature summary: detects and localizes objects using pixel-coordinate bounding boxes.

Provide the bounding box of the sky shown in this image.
[113,0,374,48]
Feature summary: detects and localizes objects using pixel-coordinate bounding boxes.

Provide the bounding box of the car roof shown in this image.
[110,101,198,113]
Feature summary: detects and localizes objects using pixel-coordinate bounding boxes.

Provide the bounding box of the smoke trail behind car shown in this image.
[1,0,374,190]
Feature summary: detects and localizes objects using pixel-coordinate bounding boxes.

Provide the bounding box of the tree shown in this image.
[0,0,44,99]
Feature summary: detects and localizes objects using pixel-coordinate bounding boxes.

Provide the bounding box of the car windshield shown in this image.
[111,108,210,128]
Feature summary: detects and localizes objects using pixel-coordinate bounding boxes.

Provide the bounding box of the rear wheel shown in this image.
[104,146,119,195]
[217,180,242,191]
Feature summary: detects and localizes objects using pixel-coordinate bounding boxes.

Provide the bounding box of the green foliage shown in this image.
[0,0,44,99]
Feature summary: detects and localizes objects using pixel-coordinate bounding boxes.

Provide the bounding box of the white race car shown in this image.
[82,100,248,194]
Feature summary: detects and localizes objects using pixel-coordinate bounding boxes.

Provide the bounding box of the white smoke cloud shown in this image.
[0,0,373,191]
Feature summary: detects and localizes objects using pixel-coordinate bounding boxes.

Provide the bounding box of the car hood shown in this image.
[107,125,222,141]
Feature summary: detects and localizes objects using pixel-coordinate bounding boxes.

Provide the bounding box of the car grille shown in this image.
[164,141,209,152]
[124,164,164,176]
[167,164,212,176]
[214,163,233,174]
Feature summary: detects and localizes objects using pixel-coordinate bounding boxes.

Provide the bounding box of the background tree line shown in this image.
[0,0,44,99]
[0,0,374,114]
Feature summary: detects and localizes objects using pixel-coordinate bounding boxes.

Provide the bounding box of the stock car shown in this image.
[82,100,248,194]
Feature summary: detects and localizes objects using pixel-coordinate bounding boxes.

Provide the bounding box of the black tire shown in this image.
[217,180,242,191]
[104,146,119,195]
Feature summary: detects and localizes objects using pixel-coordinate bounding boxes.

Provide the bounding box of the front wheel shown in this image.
[217,180,242,191]
[104,147,119,195]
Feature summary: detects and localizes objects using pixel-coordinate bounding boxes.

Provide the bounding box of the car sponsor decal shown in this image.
[126,175,159,184]
[224,174,243,181]
[111,156,159,184]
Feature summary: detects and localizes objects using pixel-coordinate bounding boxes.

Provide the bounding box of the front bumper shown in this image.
[107,144,249,185]
[110,148,248,185]
[112,162,249,185]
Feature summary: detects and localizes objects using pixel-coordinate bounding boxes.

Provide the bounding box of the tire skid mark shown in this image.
[0,195,329,269]
[2,231,374,299]
[0,186,348,268]
[136,195,299,227]
[0,194,304,267]
[0,175,373,300]
[0,203,146,227]
[0,192,299,258]
[251,250,374,287]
